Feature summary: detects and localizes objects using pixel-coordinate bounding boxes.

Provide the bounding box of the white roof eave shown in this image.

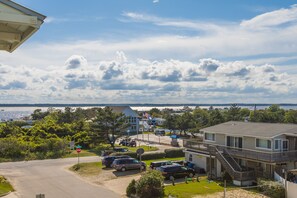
[0,0,46,52]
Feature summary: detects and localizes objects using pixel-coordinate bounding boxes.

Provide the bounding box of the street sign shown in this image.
[76,145,82,149]
[136,148,144,155]
[76,148,81,153]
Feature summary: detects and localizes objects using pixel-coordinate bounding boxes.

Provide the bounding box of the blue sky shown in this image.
[0,0,297,104]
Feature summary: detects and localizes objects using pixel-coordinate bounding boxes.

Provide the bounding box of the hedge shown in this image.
[140,152,166,160]
[111,151,166,160]
[110,151,137,158]
[164,148,184,158]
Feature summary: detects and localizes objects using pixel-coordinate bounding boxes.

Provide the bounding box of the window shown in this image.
[274,139,281,150]
[227,136,243,148]
[256,139,271,149]
[189,154,193,162]
[205,133,215,141]
[282,140,288,151]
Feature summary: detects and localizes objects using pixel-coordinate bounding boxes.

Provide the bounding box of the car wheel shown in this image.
[121,167,126,172]
[189,173,194,177]
[141,165,145,170]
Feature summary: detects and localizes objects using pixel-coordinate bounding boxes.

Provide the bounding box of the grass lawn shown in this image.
[0,176,14,196]
[121,145,159,152]
[64,149,97,158]
[69,162,103,177]
[164,177,226,198]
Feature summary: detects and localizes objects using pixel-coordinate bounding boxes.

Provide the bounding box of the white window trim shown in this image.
[255,138,272,150]
[274,139,281,151]
[282,139,289,151]
[204,132,216,142]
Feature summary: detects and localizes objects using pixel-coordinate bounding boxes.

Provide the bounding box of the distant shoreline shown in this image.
[0,103,296,107]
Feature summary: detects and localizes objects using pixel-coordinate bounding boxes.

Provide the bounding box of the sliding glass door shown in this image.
[227,136,243,148]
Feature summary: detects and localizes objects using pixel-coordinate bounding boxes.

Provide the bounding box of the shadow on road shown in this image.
[102,167,113,171]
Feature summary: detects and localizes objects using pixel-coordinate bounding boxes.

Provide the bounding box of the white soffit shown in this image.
[0,0,46,52]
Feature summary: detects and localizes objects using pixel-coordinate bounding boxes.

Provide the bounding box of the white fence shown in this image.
[274,171,297,198]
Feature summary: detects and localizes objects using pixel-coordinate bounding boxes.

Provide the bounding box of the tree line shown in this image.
[0,104,296,161]
[156,104,297,135]
[0,107,129,161]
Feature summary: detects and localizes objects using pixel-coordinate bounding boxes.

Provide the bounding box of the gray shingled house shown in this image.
[184,121,297,186]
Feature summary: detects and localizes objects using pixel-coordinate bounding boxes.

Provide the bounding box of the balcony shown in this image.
[184,139,297,163]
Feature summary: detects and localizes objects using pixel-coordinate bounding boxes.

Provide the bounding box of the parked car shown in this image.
[119,139,137,147]
[172,160,184,166]
[112,158,146,172]
[101,147,129,156]
[154,129,165,136]
[150,161,174,169]
[157,164,195,179]
[119,139,130,146]
[128,140,136,147]
[113,147,129,152]
[102,155,130,168]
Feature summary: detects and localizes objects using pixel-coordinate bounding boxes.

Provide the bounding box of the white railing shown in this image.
[184,139,297,163]
[274,171,297,198]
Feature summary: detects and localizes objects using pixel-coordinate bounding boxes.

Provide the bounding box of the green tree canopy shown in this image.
[91,107,129,148]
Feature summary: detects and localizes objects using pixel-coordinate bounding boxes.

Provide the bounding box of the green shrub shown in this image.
[140,152,166,160]
[110,152,138,158]
[164,148,184,158]
[221,171,232,182]
[90,144,111,155]
[0,137,27,159]
[111,152,165,160]
[126,179,137,197]
[257,178,285,198]
[135,170,164,198]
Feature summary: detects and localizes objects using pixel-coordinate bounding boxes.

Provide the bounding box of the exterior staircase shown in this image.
[209,146,255,183]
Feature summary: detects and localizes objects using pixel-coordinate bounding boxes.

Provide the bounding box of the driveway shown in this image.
[0,157,120,198]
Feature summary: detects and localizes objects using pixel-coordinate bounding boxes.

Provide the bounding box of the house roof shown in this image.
[0,0,46,52]
[108,106,130,113]
[201,121,297,139]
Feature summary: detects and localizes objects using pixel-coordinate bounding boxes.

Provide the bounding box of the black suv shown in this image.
[102,155,130,168]
[158,164,195,179]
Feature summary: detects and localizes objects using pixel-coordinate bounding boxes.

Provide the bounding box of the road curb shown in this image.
[0,191,11,197]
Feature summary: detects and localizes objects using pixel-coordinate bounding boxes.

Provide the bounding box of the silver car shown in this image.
[111,158,146,172]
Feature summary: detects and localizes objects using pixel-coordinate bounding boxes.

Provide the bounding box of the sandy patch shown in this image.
[103,174,141,196]
[193,189,268,198]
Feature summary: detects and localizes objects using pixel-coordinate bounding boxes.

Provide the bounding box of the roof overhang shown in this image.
[0,0,46,52]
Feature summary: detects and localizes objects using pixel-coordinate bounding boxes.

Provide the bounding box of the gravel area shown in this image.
[193,189,269,198]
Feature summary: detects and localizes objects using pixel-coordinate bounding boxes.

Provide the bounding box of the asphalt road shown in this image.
[0,157,120,198]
